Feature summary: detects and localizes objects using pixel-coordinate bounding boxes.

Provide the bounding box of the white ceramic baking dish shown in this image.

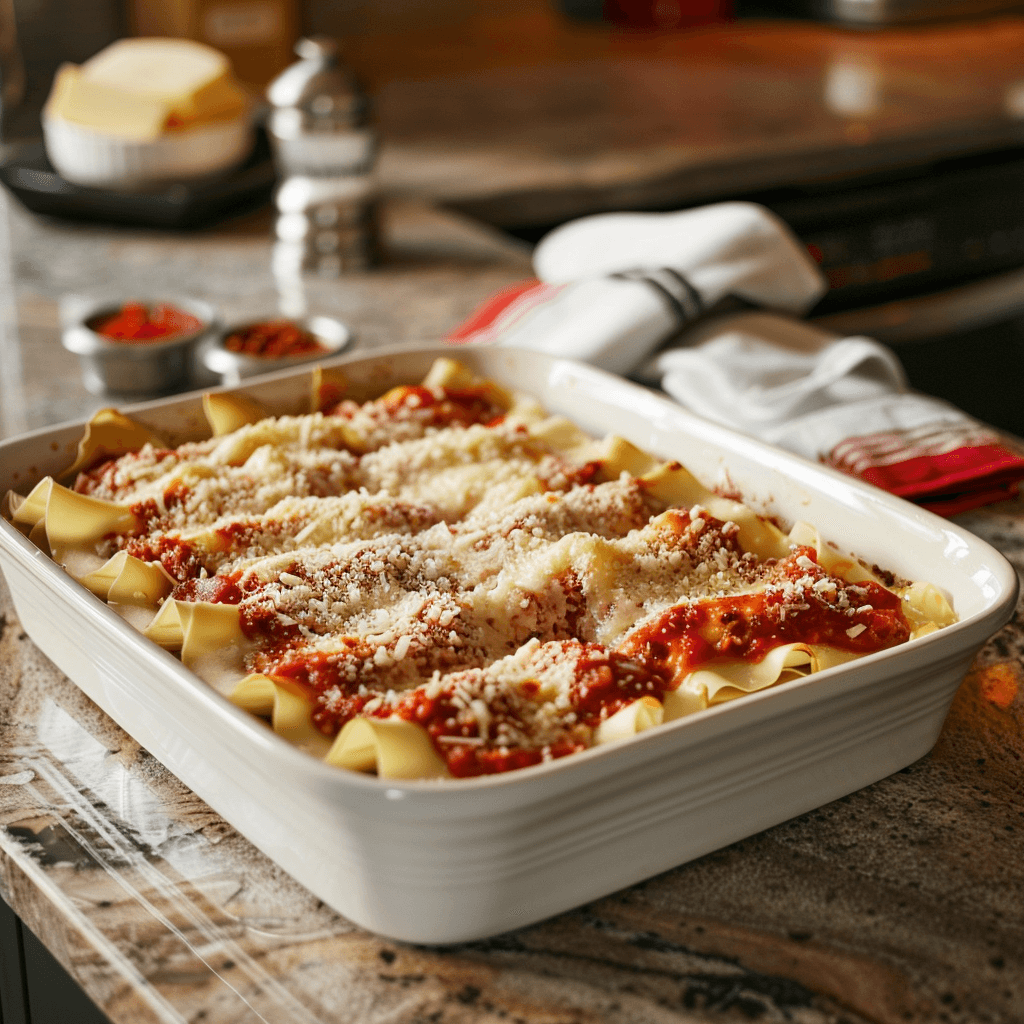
[0,345,1016,944]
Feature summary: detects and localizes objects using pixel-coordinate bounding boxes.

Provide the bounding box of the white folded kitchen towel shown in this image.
[644,311,1024,515]
[642,311,908,451]
[447,201,827,374]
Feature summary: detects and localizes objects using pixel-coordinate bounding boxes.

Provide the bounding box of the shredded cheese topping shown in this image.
[17,365,953,779]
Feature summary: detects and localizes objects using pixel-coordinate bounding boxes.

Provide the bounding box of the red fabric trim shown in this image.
[853,443,1024,502]
[920,482,1022,517]
[446,279,545,344]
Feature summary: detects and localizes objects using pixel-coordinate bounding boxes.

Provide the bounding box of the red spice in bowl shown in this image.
[92,302,206,343]
[223,319,329,358]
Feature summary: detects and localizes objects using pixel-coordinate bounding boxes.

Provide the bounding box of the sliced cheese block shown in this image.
[46,62,171,142]
[80,38,246,127]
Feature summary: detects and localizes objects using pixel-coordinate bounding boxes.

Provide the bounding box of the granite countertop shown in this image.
[1,147,1023,1022]
[2,555,1023,1024]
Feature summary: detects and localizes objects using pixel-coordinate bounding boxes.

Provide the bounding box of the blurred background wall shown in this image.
[5,0,561,97]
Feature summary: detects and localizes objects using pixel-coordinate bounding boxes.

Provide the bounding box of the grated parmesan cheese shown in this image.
[69,374,917,776]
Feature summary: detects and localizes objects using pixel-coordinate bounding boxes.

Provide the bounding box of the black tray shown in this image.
[0,128,277,230]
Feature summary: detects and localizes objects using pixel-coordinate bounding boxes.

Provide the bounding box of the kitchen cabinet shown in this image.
[0,897,109,1024]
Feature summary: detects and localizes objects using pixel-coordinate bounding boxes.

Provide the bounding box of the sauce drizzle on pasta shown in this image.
[8,359,953,780]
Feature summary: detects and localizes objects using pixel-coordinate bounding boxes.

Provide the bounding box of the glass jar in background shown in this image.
[266,36,378,277]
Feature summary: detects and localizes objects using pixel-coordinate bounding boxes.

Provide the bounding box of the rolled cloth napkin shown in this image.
[448,202,1024,515]
[446,202,828,374]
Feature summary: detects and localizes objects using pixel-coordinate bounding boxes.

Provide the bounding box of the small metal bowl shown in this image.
[62,297,219,396]
[202,314,351,385]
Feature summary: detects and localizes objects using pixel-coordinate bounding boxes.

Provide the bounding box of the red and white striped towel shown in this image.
[645,312,1024,516]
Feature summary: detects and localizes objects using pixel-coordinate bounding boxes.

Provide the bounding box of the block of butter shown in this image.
[47,63,169,142]
[46,38,248,142]
[42,37,255,188]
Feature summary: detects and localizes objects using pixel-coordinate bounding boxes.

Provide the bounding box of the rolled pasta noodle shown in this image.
[62,408,165,480]
[10,479,138,563]
[788,521,878,584]
[595,436,660,479]
[595,696,664,744]
[229,673,277,716]
[177,601,253,693]
[79,550,174,605]
[899,581,957,637]
[666,643,861,719]
[229,675,333,757]
[144,599,185,650]
[326,717,451,780]
[203,391,269,437]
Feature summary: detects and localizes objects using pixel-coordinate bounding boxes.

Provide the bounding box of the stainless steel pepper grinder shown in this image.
[266,36,378,277]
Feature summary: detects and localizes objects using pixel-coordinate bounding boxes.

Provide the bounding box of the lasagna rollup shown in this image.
[326,717,451,779]
[4,358,957,780]
[63,408,165,480]
[79,550,175,604]
[230,674,333,757]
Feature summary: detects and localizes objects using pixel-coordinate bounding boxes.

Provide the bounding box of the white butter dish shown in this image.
[0,345,1016,944]
[43,113,254,190]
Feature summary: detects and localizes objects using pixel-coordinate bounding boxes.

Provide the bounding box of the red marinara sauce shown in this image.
[401,646,673,777]
[373,384,509,430]
[393,684,584,777]
[223,320,328,358]
[92,302,204,343]
[618,547,910,684]
[265,642,673,778]
[125,535,205,584]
